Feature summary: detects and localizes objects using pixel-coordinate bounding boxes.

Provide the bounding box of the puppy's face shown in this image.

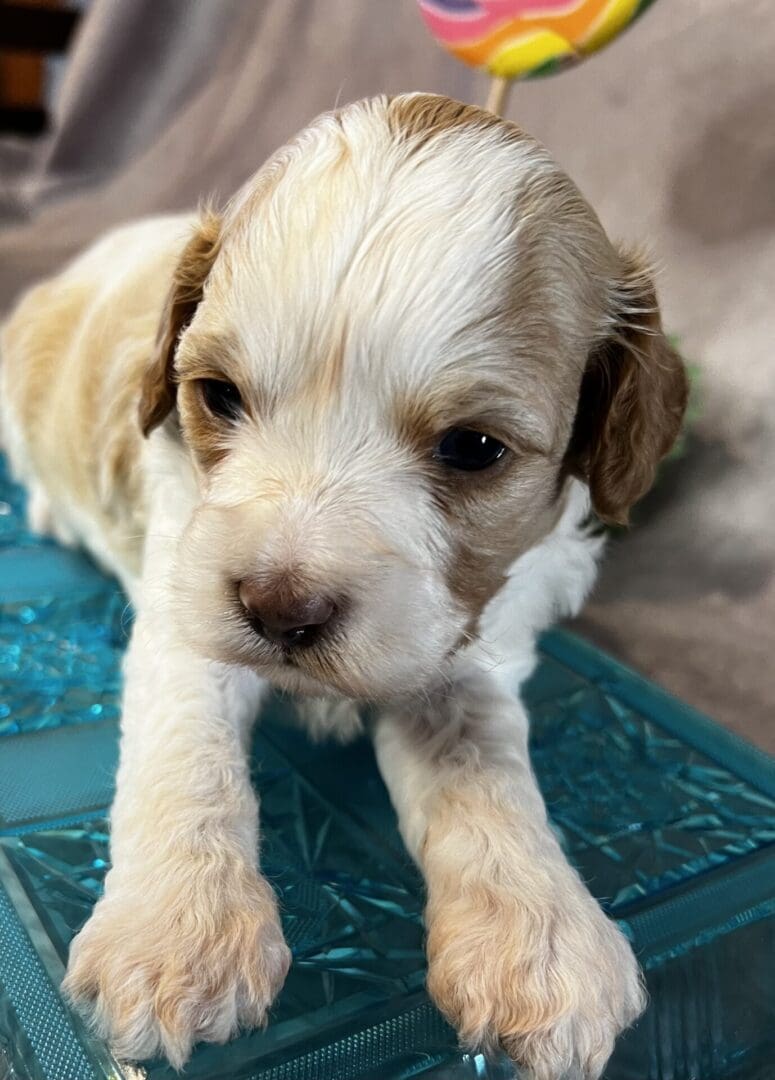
[140,95,686,702]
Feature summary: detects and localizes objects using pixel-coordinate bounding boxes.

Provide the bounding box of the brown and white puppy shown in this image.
[0,95,686,1079]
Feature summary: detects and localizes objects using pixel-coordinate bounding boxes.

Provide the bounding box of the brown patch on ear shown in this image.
[139,211,221,437]
[387,93,505,149]
[564,253,689,525]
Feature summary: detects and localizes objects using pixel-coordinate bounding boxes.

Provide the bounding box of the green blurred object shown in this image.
[605,345,700,536]
[666,340,703,463]
[1,452,774,1080]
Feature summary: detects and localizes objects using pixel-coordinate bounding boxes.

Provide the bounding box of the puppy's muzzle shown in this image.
[238,579,338,650]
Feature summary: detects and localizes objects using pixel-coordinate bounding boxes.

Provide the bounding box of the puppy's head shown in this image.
[140,94,687,701]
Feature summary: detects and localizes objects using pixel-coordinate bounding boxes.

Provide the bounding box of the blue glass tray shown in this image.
[1,452,774,1080]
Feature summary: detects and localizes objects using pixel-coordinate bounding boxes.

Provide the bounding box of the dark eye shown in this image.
[200,379,243,421]
[435,428,507,472]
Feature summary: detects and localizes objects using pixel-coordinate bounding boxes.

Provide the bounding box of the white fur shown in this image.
[1,96,650,1077]
[470,480,605,689]
[373,674,645,1080]
[63,432,290,1067]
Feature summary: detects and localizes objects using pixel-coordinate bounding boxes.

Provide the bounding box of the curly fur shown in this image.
[0,94,684,1076]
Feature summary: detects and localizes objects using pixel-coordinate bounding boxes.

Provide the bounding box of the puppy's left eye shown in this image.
[199,379,243,421]
[435,428,507,472]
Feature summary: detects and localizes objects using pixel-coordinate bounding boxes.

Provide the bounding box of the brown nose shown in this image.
[238,580,336,649]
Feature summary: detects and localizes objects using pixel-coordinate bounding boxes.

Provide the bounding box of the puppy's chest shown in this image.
[292,697,365,743]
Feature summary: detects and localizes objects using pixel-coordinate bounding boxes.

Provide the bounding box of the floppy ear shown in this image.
[564,251,689,525]
[139,211,222,436]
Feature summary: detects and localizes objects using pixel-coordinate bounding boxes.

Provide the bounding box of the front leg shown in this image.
[63,597,290,1067]
[373,672,645,1080]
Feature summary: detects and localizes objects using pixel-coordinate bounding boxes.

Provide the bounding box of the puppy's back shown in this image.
[1,214,196,576]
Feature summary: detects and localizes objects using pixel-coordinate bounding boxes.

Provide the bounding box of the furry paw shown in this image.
[425,874,646,1080]
[63,864,291,1068]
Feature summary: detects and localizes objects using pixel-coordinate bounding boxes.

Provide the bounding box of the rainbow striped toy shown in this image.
[418,0,657,82]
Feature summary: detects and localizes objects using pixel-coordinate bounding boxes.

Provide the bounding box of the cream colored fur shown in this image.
[0,94,685,1078]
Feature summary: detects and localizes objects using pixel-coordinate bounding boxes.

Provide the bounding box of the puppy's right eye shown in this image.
[435,428,507,472]
[199,379,243,421]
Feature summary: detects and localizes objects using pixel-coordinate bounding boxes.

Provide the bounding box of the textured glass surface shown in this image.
[609,911,775,1080]
[1,452,774,1080]
[0,459,128,739]
[0,455,45,552]
[0,592,126,737]
[525,659,775,911]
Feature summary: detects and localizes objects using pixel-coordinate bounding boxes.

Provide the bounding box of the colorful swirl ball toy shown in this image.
[418,0,657,81]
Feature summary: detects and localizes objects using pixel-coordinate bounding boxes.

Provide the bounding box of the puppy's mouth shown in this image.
[231,615,435,703]
[261,650,367,700]
[203,582,463,703]
[236,608,363,696]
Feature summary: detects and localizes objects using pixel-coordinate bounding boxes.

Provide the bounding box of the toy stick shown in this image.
[485,76,512,117]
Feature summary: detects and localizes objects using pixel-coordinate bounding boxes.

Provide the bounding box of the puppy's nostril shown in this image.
[237,582,336,649]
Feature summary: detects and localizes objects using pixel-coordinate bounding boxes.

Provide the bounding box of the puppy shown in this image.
[0,95,686,1078]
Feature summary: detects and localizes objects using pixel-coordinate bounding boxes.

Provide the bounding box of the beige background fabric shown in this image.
[1,0,773,750]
